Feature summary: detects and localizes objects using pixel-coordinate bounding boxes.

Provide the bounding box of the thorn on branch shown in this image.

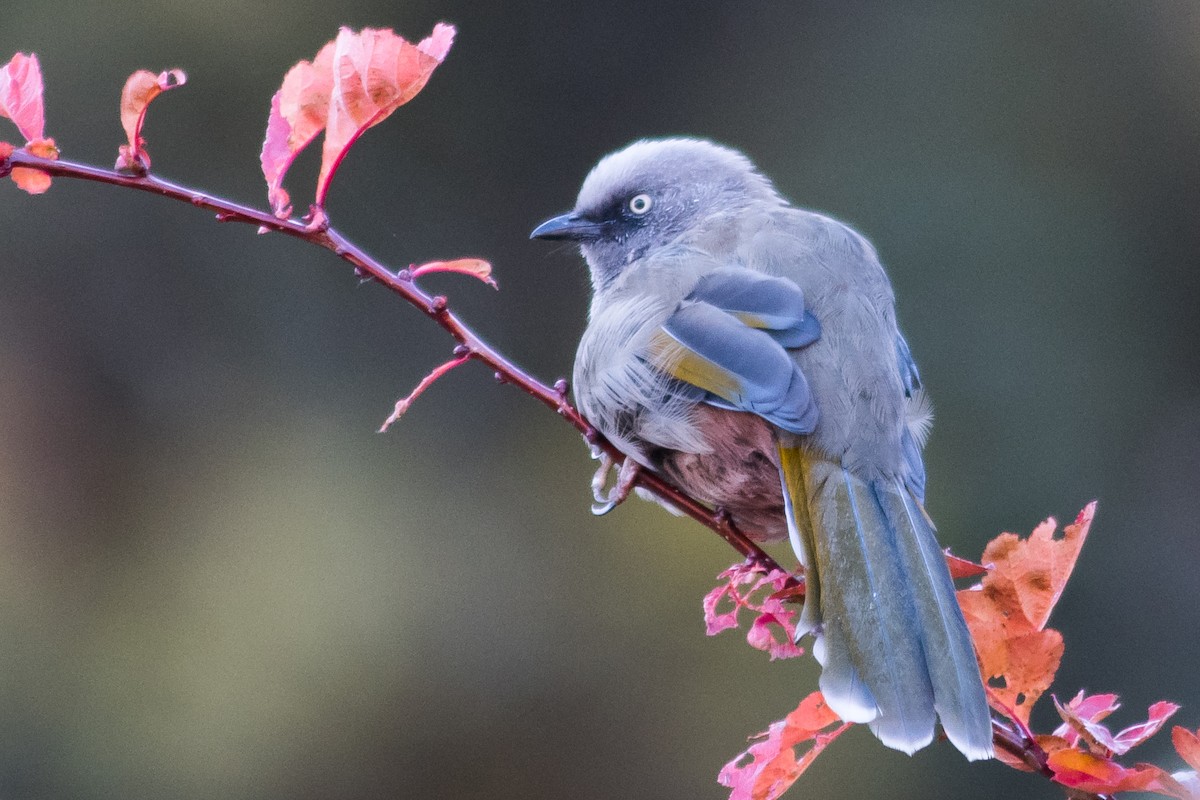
[379,353,472,432]
[493,371,507,385]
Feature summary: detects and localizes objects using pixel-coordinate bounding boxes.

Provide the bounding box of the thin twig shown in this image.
[3,149,783,569]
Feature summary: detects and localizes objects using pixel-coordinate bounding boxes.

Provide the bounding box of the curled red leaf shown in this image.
[409,258,497,288]
[115,68,186,171]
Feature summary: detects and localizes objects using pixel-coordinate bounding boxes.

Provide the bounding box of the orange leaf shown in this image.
[315,23,454,206]
[780,691,841,746]
[984,501,1093,631]
[958,503,1093,725]
[115,68,185,171]
[11,136,57,194]
[410,258,497,288]
[1048,749,1191,798]
[1175,727,1200,772]
[0,52,45,141]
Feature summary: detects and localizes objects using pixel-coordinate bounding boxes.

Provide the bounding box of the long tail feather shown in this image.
[779,446,993,760]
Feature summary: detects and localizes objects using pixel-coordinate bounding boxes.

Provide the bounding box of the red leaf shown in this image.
[1048,749,1192,798]
[410,258,497,288]
[314,23,455,206]
[719,692,851,800]
[0,53,45,142]
[945,550,989,579]
[115,68,186,171]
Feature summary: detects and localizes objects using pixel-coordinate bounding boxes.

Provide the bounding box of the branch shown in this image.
[6,150,1147,799]
[2,148,785,572]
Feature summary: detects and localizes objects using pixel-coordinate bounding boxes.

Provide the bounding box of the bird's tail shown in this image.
[778,445,993,760]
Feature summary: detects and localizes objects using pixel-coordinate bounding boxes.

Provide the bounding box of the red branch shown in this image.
[4,148,1083,793]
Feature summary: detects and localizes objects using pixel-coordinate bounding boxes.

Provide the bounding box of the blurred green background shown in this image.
[3,3,1198,798]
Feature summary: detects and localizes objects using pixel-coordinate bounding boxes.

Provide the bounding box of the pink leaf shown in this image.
[0,52,45,141]
[260,40,336,217]
[1055,695,1179,757]
[315,23,454,206]
[702,583,741,635]
[115,68,186,171]
[719,692,850,800]
[1053,691,1121,748]
[1111,702,1181,754]
[703,561,804,660]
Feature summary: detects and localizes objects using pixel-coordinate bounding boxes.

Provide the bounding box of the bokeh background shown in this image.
[3,3,1199,798]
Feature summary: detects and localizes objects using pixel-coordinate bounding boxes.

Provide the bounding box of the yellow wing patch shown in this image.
[645,330,743,403]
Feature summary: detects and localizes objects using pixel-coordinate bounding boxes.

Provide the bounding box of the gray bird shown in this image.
[531,138,993,760]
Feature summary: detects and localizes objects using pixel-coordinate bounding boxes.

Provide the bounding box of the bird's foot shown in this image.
[590,455,642,516]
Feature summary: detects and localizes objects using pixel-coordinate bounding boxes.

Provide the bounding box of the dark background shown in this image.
[3,3,1198,798]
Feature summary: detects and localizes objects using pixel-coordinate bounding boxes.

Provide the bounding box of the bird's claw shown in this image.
[590,454,642,516]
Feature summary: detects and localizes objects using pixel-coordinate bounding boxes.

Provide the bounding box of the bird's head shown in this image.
[531,138,780,289]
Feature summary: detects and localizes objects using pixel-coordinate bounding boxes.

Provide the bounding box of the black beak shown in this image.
[530,212,607,241]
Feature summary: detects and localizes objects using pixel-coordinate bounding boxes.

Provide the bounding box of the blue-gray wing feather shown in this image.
[659,301,818,435]
[686,268,821,349]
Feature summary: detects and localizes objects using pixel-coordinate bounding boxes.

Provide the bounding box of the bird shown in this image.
[530,138,993,760]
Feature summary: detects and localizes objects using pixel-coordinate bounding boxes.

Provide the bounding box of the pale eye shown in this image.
[628,193,653,215]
